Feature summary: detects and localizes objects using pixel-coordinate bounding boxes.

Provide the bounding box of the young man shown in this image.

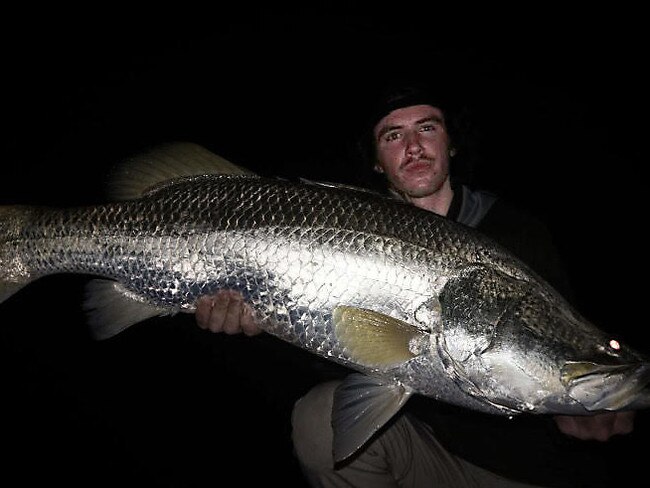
[195,85,636,487]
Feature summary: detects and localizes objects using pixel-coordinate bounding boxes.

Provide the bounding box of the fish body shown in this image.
[2,144,649,461]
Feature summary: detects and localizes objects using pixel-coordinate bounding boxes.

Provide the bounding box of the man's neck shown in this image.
[398,178,454,216]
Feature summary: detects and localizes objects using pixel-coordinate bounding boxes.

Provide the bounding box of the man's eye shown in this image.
[420,124,436,133]
[384,132,400,142]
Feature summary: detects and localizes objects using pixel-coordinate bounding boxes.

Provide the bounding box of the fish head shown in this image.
[438,265,650,415]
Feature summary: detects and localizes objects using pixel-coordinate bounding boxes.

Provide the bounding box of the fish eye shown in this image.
[599,338,623,357]
[596,338,623,356]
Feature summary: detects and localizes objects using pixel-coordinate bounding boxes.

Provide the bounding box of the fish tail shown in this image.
[0,205,35,303]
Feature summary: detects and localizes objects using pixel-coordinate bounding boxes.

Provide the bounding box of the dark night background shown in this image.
[2,7,648,487]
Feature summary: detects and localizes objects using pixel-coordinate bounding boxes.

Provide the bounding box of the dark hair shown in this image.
[351,81,478,189]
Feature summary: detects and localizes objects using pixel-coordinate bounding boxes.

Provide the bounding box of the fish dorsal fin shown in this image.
[83,279,175,339]
[333,305,428,368]
[107,141,256,200]
[332,373,413,463]
[298,177,383,197]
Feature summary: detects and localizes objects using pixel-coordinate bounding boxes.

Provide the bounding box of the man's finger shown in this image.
[195,295,214,330]
[241,304,263,336]
[222,294,244,334]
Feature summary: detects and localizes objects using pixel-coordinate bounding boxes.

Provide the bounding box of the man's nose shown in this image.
[405,132,423,155]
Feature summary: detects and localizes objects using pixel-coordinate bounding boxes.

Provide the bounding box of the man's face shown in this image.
[373,104,452,198]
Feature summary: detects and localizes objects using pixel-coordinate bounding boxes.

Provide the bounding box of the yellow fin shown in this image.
[107,141,256,200]
[333,305,427,368]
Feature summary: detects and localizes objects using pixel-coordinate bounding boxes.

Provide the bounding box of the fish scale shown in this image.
[2,170,650,462]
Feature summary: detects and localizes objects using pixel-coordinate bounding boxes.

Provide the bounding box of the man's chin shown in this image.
[401,183,445,199]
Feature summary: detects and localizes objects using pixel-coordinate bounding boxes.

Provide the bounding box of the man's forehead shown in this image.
[374,104,445,136]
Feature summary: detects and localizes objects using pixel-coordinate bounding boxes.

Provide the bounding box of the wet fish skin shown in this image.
[2,158,649,462]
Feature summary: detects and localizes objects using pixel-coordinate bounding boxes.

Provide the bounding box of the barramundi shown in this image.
[1,142,649,461]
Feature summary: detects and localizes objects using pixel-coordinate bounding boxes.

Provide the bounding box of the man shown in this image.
[195,84,636,487]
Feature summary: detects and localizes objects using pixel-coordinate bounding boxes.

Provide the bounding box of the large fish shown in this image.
[1,142,649,461]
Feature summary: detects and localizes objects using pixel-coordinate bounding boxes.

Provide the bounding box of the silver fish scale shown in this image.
[5,174,650,417]
[3,175,530,408]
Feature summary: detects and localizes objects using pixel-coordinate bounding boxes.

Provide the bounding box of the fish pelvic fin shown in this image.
[83,279,175,340]
[106,141,256,201]
[333,305,428,368]
[332,373,413,463]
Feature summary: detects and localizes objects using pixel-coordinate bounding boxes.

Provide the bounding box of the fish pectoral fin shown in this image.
[333,305,427,368]
[107,142,256,200]
[332,373,413,464]
[83,279,173,340]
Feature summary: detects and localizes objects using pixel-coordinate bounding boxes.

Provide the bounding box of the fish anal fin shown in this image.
[332,373,413,463]
[83,279,173,340]
[333,305,427,368]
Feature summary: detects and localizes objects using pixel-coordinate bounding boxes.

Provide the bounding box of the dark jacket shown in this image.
[448,183,574,303]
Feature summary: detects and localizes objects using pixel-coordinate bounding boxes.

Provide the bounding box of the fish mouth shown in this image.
[561,361,650,411]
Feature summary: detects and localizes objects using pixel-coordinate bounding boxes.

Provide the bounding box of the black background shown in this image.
[2,7,648,486]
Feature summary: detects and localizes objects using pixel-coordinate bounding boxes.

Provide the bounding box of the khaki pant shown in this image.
[291,381,547,488]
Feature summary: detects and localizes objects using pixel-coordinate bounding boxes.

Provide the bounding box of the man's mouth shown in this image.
[402,158,432,172]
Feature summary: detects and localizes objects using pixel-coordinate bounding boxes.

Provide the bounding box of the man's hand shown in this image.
[195,290,262,336]
[553,411,635,441]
